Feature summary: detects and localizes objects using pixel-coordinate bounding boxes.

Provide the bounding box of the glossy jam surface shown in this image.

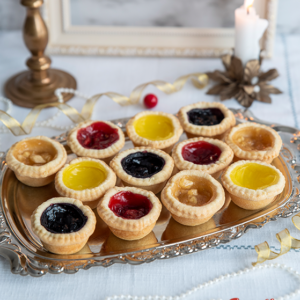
[62,161,107,191]
[187,108,224,126]
[13,139,57,166]
[230,163,280,190]
[182,141,222,165]
[41,203,87,233]
[171,175,213,207]
[232,127,274,151]
[108,191,153,219]
[121,151,165,178]
[133,115,174,141]
[77,122,119,150]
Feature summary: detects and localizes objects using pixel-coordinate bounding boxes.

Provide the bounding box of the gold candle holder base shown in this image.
[5,69,76,108]
[4,0,76,108]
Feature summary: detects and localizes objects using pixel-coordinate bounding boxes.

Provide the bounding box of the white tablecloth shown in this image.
[0,31,300,300]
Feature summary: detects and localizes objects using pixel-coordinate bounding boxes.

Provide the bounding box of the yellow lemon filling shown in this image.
[230,163,280,190]
[62,161,107,191]
[134,115,174,141]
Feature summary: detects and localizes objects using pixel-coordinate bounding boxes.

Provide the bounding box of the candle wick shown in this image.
[247,6,250,14]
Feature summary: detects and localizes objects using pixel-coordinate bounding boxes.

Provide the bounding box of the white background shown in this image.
[0,0,300,34]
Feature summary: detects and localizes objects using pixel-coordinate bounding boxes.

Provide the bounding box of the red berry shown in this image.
[144,94,158,109]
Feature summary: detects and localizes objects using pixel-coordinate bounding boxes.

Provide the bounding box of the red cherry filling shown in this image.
[182,141,222,165]
[108,191,153,220]
[77,122,119,150]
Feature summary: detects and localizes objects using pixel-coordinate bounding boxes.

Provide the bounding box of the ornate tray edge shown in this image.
[1,109,300,277]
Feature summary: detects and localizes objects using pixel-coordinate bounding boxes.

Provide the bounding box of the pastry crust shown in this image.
[161,170,225,226]
[31,197,96,254]
[178,102,236,139]
[224,122,282,163]
[221,160,285,210]
[6,136,67,187]
[55,157,116,209]
[110,147,174,194]
[172,137,233,178]
[67,120,125,163]
[97,186,162,240]
[126,111,183,153]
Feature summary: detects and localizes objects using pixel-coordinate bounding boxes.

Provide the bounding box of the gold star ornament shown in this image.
[206,54,282,108]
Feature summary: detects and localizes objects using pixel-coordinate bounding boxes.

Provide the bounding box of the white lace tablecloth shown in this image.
[0,31,300,300]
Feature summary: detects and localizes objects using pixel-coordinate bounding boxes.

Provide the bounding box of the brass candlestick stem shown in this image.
[4,0,76,108]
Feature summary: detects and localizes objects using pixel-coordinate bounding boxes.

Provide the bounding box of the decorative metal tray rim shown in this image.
[1,109,300,277]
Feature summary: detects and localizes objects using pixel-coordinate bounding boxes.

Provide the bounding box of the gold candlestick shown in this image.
[4,0,76,108]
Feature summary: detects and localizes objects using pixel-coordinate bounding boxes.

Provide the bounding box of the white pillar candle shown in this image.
[235,0,269,66]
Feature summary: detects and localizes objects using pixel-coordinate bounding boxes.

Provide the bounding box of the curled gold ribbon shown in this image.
[253,213,300,266]
[0,73,208,136]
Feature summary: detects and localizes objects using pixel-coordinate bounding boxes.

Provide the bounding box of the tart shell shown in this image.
[31,197,96,255]
[110,147,174,194]
[224,122,282,163]
[172,137,233,178]
[55,157,116,209]
[67,120,125,164]
[126,111,183,153]
[161,170,225,226]
[97,186,162,240]
[221,160,285,210]
[6,136,67,187]
[178,102,236,139]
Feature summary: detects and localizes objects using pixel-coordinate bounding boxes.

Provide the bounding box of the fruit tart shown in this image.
[31,197,96,254]
[178,102,236,139]
[110,147,174,194]
[6,136,67,187]
[55,157,116,209]
[161,170,225,226]
[172,137,233,178]
[221,160,285,210]
[97,187,162,240]
[224,122,282,163]
[67,120,125,163]
[126,111,183,153]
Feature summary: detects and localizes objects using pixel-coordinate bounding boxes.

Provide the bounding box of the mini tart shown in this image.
[178,101,236,139]
[67,120,125,163]
[55,157,116,209]
[224,122,282,163]
[110,147,174,194]
[172,137,233,179]
[126,111,183,153]
[31,197,96,255]
[161,170,225,226]
[6,136,67,187]
[221,160,285,210]
[97,187,162,241]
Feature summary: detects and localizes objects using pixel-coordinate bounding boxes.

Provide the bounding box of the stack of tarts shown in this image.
[6,102,285,255]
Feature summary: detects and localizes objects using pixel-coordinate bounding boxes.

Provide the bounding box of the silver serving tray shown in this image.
[1,109,300,277]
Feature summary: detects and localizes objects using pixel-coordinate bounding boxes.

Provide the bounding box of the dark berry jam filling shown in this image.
[182,141,222,165]
[40,203,87,234]
[121,151,165,178]
[108,191,153,220]
[77,121,119,150]
[187,108,224,126]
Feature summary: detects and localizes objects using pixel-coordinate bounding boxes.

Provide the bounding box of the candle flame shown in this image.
[244,0,254,9]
